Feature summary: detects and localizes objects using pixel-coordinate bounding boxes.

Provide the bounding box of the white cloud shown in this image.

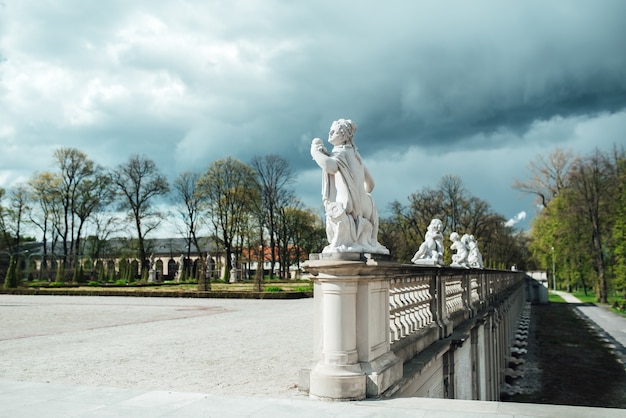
[505,212,527,228]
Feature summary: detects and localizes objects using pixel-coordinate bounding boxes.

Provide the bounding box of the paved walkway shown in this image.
[4,377,626,418]
[1,294,626,417]
[555,291,626,365]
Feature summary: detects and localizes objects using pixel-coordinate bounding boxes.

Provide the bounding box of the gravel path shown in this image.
[0,295,313,398]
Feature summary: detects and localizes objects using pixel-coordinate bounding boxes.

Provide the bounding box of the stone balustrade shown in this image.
[301,254,527,401]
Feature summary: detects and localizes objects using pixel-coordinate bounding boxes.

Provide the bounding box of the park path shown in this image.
[555,290,626,365]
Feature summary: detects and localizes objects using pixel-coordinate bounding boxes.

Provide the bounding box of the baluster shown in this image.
[416,279,426,327]
[389,279,401,343]
[399,279,411,338]
[406,277,419,333]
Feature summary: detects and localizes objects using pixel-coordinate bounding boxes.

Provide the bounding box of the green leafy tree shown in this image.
[286,207,326,269]
[27,172,62,279]
[197,157,258,275]
[275,203,306,279]
[526,146,624,301]
[612,154,626,295]
[568,151,614,302]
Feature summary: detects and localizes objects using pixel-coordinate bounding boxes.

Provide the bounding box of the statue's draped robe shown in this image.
[320,145,387,254]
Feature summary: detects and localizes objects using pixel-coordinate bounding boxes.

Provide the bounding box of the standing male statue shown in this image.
[310,119,389,254]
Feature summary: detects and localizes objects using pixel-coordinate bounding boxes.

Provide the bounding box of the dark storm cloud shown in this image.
[286,0,626,157]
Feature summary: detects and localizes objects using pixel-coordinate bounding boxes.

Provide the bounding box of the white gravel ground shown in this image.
[0,295,313,398]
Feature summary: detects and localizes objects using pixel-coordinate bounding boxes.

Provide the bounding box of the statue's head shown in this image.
[428,218,443,232]
[450,232,459,241]
[329,119,357,145]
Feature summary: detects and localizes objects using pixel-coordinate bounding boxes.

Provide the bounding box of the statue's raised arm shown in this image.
[310,119,388,255]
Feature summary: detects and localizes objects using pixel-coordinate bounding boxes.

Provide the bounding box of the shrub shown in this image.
[265,286,283,292]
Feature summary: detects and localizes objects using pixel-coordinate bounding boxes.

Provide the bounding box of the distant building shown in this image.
[19,237,303,281]
[24,237,225,281]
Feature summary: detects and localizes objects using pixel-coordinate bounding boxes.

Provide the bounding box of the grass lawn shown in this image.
[548,291,626,316]
[21,279,313,294]
[548,292,566,303]
[114,281,313,292]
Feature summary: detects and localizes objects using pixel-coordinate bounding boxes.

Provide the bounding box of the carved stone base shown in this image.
[308,252,392,262]
[362,351,403,397]
[450,263,470,269]
[412,259,442,266]
[309,363,366,401]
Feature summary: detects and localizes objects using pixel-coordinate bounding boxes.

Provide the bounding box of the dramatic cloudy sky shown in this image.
[1,0,625,234]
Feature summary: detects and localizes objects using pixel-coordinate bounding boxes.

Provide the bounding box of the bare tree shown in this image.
[83,212,126,261]
[53,148,96,267]
[439,174,466,233]
[74,171,115,264]
[381,175,526,267]
[513,148,573,209]
[0,186,30,287]
[0,187,27,254]
[112,155,170,275]
[172,170,209,286]
[250,155,296,278]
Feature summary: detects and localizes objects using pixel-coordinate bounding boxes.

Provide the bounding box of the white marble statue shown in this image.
[148,252,157,283]
[310,119,389,254]
[411,218,444,265]
[464,234,484,269]
[176,254,185,281]
[148,253,155,271]
[449,232,469,268]
[206,252,213,277]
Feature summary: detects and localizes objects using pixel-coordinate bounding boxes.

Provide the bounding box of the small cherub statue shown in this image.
[465,235,484,269]
[411,218,444,265]
[449,232,469,268]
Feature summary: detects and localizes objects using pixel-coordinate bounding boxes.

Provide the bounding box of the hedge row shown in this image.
[0,288,312,300]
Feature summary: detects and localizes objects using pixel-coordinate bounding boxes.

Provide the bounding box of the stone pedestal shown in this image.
[229,269,240,283]
[303,254,402,400]
[413,259,440,266]
[197,276,209,291]
[148,269,156,283]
